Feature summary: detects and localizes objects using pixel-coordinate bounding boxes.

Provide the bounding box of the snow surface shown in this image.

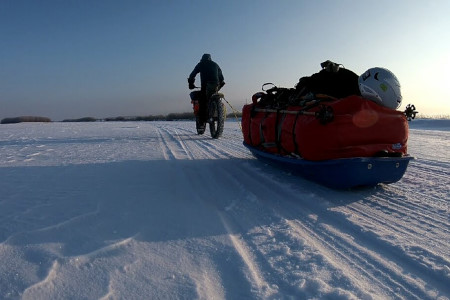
[0,120,449,300]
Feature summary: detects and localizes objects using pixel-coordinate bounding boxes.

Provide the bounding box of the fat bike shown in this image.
[190,90,226,139]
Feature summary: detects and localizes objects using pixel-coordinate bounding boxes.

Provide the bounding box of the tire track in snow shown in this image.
[152,125,262,297]
[412,161,450,180]
[339,193,449,246]
[170,138,280,298]
[156,121,249,161]
[392,183,449,212]
[156,125,194,160]
[211,164,329,298]
[336,202,450,274]
[190,139,230,159]
[375,187,449,226]
[297,199,449,297]
[213,164,314,298]
[194,138,249,160]
[216,164,374,298]
[223,166,387,298]
[169,124,250,160]
[293,194,448,298]
[224,161,445,299]
[157,124,228,160]
[283,218,433,300]
[217,212,277,298]
[398,169,450,209]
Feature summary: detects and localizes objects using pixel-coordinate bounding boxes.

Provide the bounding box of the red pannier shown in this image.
[242,95,408,161]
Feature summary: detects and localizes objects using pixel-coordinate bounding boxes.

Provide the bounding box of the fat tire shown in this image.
[208,99,226,139]
[196,118,206,135]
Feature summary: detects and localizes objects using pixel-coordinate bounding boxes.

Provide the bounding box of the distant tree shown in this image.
[136,115,166,121]
[227,112,242,118]
[62,117,97,122]
[105,116,126,121]
[166,112,195,121]
[1,116,51,124]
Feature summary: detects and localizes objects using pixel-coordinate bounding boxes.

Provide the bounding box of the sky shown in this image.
[1,0,449,121]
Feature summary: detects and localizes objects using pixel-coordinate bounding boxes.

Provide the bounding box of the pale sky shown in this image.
[1,0,449,121]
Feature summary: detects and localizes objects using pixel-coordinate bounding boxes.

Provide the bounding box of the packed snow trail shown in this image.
[0,120,448,299]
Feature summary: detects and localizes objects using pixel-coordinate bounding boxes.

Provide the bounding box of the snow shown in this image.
[0,120,448,300]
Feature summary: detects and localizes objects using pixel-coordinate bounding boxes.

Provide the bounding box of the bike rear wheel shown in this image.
[196,117,206,135]
[208,98,226,139]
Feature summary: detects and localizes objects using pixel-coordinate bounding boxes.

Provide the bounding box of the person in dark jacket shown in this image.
[188,54,225,124]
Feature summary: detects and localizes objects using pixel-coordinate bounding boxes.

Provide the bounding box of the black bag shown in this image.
[189,90,202,101]
[295,61,361,99]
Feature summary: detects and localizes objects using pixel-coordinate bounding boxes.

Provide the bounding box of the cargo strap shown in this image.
[292,113,301,154]
[248,93,337,153]
[253,105,334,125]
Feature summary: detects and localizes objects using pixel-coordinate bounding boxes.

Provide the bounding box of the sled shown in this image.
[244,142,414,189]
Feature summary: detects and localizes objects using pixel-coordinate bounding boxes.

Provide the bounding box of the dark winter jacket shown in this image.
[188,54,224,87]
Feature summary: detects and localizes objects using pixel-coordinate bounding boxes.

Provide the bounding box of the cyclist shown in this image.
[188,54,225,127]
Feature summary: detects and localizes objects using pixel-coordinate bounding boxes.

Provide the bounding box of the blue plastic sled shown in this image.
[244,142,414,189]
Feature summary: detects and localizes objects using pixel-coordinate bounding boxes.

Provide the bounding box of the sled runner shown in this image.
[244,142,414,189]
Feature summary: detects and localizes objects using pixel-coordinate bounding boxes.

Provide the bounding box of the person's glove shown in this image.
[189,82,195,90]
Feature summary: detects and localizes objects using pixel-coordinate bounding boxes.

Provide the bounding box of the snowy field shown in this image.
[0,119,448,300]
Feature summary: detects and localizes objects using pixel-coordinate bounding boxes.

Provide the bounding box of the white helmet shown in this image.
[358,67,402,109]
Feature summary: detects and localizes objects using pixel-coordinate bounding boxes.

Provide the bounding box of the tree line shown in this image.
[1,112,242,124]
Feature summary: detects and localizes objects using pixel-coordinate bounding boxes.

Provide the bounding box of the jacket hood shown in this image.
[201,54,211,61]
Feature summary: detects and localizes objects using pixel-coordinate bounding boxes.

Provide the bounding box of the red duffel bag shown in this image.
[242,95,408,161]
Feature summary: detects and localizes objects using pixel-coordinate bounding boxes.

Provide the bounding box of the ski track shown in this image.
[0,121,448,299]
